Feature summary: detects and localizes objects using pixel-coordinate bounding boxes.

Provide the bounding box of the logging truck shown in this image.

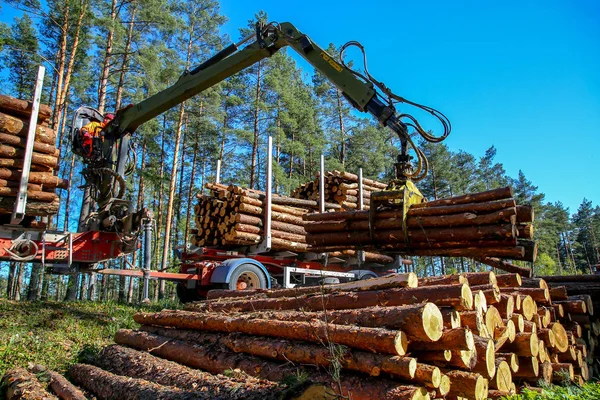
[0,20,448,301]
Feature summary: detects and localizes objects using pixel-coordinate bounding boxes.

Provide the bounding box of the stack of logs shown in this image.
[2,271,598,399]
[305,186,538,263]
[291,170,388,210]
[0,94,66,217]
[190,182,394,263]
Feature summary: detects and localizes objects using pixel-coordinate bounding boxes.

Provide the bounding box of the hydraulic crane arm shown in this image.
[104,22,449,182]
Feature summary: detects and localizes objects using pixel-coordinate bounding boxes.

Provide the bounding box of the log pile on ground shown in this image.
[304,186,538,263]
[291,170,387,210]
[3,272,598,399]
[0,94,66,217]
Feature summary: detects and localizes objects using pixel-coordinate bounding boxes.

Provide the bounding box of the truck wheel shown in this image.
[227,264,268,291]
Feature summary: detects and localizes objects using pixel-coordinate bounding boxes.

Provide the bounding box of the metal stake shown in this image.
[142,219,153,302]
[319,155,325,213]
[216,159,221,184]
[12,66,45,224]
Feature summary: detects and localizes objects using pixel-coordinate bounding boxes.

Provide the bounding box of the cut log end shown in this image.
[423,302,444,342]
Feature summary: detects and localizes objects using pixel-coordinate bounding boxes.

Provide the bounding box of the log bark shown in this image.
[551,363,574,383]
[133,311,407,355]
[0,158,52,172]
[116,329,423,400]
[495,273,522,287]
[0,145,59,169]
[0,111,56,144]
[513,357,538,378]
[0,94,52,121]
[188,283,473,313]
[516,205,534,223]
[476,257,532,277]
[1,367,58,400]
[407,207,516,228]
[206,272,418,300]
[410,328,474,351]
[0,197,59,216]
[495,353,519,373]
[412,187,513,208]
[500,332,539,357]
[29,364,86,400]
[419,274,467,286]
[471,335,496,379]
[96,344,314,400]
[0,133,59,156]
[0,187,58,202]
[500,287,550,304]
[0,168,67,189]
[412,364,441,388]
[69,363,221,400]
[443,370,489,400]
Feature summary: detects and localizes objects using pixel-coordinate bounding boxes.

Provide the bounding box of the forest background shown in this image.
[0,0,598,302]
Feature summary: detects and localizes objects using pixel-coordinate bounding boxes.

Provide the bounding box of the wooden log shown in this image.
[419,274,467,286]
[474,291,488,317]
[538,361,553,384]
[0,158,52,171]
[0,187,58,202]
[568,294,594,315]
[406,207,516,228]
[513,357,539,378]
[1,367,58,400]
[228,303,443,342]
[412,187,513,208]
[516,205,535,223]
[495,273,522,287]
[407,224,516,243]
[0,197,59,216]
[500,332,539,357]
[0,168,67,189]
[0,112,56,144]
[551,362,574,383]
[118,329,419,400]
[410,328,474,351]
[520,295,537,321]
[330,170,387,189]
[476,257,532,278]
[443,370,489,400]
[97,345,322,400]
[459,311,488,338]
[518,239,538,263]
[485,306,504,341]
[412,350,451,364]
[490,361,512,392]
[29,364,87,400]
[495,353,519,373]
[406,247,525,260]
[554,300,587,315]
[466,271,497,286]
[137,327,415,381]
[206,272,418,300]
[549,286,568,301]
[412,363,441,388]
[70,363,235,400]
[0,145,59,169]
[0,94,52,120]
[471,335,496,379]
[0,133,59,156]
[133,310,407,355]
[0,179,42,191]
[440,308,462,329]
[189,283,473,313]
[511,314,525,333]
[497,295,515,319]
[549,322,569,353]
[472,284,501,304]
[517,224,534,240]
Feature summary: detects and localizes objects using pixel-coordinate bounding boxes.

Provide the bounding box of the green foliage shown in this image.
[504,382,600,399]
[0,299,147,376]
[1,14,40,99]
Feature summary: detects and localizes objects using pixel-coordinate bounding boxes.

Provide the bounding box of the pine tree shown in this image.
[3,14,40,98]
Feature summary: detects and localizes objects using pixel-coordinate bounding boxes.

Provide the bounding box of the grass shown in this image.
[0,298,180,378]
[504,382,600,399]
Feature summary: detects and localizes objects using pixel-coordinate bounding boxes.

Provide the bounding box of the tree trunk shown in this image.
[184,141,198,250]
[64,274,79,301]
[336,89,346,165]
[114,1,138,110]
[97,0,117,114]
[29,364,86,400]
[249,61,262,189]
[6,262,16,299]
[26,264,42,301]
[51,3,69,129]
[55,1,87,149]
[14,263,24,300]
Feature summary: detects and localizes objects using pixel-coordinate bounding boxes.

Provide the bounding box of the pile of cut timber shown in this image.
[0,94,66,217]
[291,170,387,210]
[305,186,537,262]
[3,272,597,399]
[190,182,393,263]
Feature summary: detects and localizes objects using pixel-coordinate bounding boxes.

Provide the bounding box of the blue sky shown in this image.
[217,0,600,214]
[1,0,599,214]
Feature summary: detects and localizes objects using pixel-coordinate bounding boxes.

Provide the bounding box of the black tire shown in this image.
[359,272,377,280]
[176,282,203,303]
[226,263,268,291]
